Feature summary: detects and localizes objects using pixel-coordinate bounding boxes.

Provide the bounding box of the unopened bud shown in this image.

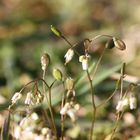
[66,77,74,90]
[113,37,126,50]
[105,38,115,49]
[64,49,74,65]
[41,53,50,71]
[129,96,137,110]
[51,25,62,37]
[53,68,62,81]
[11,92,22,104]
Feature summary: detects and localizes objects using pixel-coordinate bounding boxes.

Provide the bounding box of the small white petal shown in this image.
[64,49,74,64]
[11,92,22,104]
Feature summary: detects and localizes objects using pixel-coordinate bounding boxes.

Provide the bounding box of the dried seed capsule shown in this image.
[113,37,126,50]
[105,38,115,49]
[41,53,50,71]
[51,25,62,37]
[53,68,62,81]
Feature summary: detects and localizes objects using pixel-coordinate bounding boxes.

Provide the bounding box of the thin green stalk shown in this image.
[110,112,123,140]
[91,47,106,80]
[42,70,58,140]
[60,81,66,140]
[86,70,96,140]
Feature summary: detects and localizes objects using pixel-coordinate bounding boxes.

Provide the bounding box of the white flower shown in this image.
[25,92,33,105]
[60,102,80,122]
[11,92,22,104]
[14,126,21,139]
[60,103,70,115]
[64,49,74,65]
[79,55,90,70]
[116,98,129,112]
[129,96,137,110]
[67,108,77,122]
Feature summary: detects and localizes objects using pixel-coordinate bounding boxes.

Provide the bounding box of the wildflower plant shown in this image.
[1,25,139,140]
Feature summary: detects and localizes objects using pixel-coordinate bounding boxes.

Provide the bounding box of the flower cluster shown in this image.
[13,112,56,140]
[60,102,80,122]
[116,95,137,112]
[9,90,44,109]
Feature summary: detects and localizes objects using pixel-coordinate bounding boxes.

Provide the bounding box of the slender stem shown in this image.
[86,70,96,140]
[97,89,117,108]
[97,78,121,108]
[120,63,125,99]
[92,47,106,80]
[110,112,123,140]
[62,36,73,47]
[48,87,58,140]
[42,70,58,140]
[61,81,66,140]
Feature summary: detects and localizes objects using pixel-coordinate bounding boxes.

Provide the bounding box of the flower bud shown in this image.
[41,53,50,71]
[51,25,62,37]
[105,38,115,49]
[129,96,137,110]
[11,92,22,104]
[53,68,62,81]
[113,37,126,50]
[64,49,74,65]
[65,77,74,90]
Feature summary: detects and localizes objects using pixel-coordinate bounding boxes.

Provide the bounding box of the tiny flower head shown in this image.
[25,92,33,105]
[116,98,129,112]
[64,49,74,65]
[11,92,22,104]
[60,103,70,115]
[79,55,90,70]
[67,108,77,122]
[129,96,137,110]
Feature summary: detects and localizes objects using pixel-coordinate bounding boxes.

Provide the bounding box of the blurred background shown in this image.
[0,0,140,139]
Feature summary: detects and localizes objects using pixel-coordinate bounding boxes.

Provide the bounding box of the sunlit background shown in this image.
[0,0,140,139]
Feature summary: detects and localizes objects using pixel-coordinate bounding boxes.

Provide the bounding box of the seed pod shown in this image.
[113,37,126,50]
[41,53,50,71]
[105,38,115,49]
[53,68,62,81]
[51,25,62,37]
[66,77,74,90]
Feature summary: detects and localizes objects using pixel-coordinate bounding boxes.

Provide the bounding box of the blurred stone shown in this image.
[123,112,136,127]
